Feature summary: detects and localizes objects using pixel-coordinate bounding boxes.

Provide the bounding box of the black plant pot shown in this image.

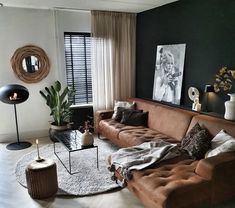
[49,123,69,142]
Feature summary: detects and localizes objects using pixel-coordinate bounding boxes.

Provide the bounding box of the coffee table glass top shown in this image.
[54,130,94,151]
[53,130,99,174]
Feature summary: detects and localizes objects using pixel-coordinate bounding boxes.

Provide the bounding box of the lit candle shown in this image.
[36,139,40,160]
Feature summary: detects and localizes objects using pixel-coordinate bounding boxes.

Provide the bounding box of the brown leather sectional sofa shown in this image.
[95,98,235,208]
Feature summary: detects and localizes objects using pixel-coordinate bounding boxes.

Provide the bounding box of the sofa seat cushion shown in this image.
[118,128,180,147]
[99,119,144,140]
[127,159,211,208]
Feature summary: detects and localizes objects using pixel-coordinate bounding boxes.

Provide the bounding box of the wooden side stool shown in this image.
[25,158,58,199]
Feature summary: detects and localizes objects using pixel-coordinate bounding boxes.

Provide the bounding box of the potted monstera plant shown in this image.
[40,80,75,141]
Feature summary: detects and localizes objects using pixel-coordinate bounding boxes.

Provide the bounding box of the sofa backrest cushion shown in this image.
[188,114,235,138]
[128,98,197,141]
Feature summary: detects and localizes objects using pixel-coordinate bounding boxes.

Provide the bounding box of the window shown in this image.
[64,32,92,105]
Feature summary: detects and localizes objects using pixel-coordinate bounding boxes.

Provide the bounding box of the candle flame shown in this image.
[36,139,38,144]
[9,92,18,101]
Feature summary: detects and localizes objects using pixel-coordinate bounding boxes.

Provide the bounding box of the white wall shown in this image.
[54,9,91,84]
[0,7,91,142]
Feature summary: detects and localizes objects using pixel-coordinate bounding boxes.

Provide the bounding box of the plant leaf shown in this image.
[54,80,61,92]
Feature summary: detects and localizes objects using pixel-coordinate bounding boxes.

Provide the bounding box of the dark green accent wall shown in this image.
[136,0,235,114]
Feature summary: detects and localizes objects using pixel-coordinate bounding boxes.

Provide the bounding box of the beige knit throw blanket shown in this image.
[109,140,181,186]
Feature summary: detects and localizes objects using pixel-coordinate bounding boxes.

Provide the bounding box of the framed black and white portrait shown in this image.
[152,44,186,105]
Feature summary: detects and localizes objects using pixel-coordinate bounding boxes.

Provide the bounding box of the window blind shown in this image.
[64,32,92,105]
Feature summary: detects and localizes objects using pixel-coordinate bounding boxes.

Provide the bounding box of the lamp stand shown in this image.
[6,104,32,150]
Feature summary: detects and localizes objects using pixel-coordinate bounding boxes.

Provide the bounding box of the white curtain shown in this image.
[91,11,136,111]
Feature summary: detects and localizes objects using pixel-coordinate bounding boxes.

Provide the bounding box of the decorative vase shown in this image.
[224,93,235,120]
[81,130,94,147]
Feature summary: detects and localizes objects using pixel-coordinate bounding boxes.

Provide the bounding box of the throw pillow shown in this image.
[120,110,148,127]
[114,107,143,122]
[112,100,135,119]
[182,129,211,160]
[181,123,202,148]
[205,130,235,158]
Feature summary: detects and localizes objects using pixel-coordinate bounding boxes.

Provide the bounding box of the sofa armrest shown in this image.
[195,152,235,180]
[95,110,114,133]
[196,152,235,204]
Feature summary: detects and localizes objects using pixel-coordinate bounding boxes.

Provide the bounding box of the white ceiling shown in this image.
[0,0,178,13]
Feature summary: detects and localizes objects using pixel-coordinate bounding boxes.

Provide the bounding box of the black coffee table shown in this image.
[53,130,98,174]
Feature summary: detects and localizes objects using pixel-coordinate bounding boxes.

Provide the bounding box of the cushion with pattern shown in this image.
[182,129,211,159]
[181,123,202,148]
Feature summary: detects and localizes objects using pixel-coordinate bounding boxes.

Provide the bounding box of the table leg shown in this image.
[96,146,99,169]
[54,142,73,174]
[69,151,71,174]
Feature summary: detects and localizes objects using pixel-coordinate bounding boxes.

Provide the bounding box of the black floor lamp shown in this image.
[0,84,32,150]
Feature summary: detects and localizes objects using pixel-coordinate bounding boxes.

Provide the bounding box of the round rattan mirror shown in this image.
[11,45,50,83]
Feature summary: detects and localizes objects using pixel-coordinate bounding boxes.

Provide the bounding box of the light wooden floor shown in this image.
[0,137,143,208]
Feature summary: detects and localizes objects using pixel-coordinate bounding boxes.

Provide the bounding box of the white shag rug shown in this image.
[15,138,121,196]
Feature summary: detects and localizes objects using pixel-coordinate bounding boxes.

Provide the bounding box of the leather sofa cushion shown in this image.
[188,114,235,138]
[148,105,196,141]
[95,110,114,133]
[195,152,235,204]
[118,128,180,147]
[128,98,198,141]
[99,119,144,140]
[127,158,211,208]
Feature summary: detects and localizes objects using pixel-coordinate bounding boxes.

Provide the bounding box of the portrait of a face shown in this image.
[152,44,186,105]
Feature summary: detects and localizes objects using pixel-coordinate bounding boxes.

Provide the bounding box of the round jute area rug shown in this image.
[15,138,120,196]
